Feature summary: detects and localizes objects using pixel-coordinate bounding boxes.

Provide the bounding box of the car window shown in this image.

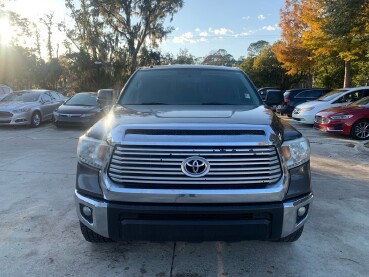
[334,91,362,104]
[120,69,260,105]
[352,96,369,107]
[41,92,52,103]
[295,90,321,98]
[64,93,98,106]
[318,89,347,101]
[50,91,60,100]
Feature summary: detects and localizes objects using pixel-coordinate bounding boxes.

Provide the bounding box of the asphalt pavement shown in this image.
[0,119,368,277]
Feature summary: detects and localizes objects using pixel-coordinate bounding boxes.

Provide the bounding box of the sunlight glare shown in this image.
[0,18,12,45]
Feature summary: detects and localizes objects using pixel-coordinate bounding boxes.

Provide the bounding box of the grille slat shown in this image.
[112,156,279,163]
[108,144,282,189]
[114,150,276,157]
[109,164,281,172]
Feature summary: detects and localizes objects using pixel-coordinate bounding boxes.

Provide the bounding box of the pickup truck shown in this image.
[75,65,312,243]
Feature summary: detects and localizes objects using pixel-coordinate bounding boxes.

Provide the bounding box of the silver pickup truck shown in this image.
[75,65,312,243]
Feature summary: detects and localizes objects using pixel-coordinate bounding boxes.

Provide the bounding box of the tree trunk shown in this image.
[343,60,351,88]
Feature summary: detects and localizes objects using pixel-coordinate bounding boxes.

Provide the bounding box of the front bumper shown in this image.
[53,113,99,126]
[314,122,351,135]
[0,111,31,125]
[292,112,315,124]
[75,191,313,241]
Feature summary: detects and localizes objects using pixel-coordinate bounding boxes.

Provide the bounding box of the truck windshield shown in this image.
[119,69,261,105]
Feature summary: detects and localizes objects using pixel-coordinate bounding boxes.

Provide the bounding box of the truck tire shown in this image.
[79,221,113,243]
[277,226,304,242]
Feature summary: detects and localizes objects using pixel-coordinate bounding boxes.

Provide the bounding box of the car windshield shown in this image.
[119,69,261,105]
[317,89,347,102]
[65,93,98,106]
[352,96,369,107]
[1,91,40,102]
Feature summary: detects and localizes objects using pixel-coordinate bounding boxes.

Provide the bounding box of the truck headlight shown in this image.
[281,137,310,169]
[77,135,110,169]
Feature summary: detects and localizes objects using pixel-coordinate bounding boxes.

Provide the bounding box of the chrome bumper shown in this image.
[75,190,313,239]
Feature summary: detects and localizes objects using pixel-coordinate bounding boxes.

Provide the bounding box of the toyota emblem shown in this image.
[181,156,210,177]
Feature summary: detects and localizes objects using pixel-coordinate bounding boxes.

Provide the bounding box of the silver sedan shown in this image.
[0,90,67,127]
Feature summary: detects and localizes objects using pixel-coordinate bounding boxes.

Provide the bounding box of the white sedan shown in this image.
[292,87,369,124]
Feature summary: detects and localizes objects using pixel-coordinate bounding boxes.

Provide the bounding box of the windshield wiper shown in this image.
[201,102,235,105]
[137,102,168,105]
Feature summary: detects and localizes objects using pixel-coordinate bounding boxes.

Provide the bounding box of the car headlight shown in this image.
[81,112,98,117]
[281,137,310,169]
[300,107,314,112]
[13,107,31,113]
[330,114,353,120]
[77,135,110,169]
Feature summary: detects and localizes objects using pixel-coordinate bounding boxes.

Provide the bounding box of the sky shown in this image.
[3,0,285,59]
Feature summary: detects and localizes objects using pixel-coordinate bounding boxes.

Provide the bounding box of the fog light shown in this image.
[298,206,306,217]
[82,206,92,217]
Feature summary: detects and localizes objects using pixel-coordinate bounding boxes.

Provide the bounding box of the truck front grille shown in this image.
[108,145,282,189]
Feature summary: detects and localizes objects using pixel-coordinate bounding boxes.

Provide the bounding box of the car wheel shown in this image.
[79,221,113,243]
[277,226,304,242]
[30,112,41,128]
[351,120,369,140]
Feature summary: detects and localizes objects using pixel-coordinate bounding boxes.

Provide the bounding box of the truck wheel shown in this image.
[277,226,304,242]
[79,221,113,243]
[351,120,369,140]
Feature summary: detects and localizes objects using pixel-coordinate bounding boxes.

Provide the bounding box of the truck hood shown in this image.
[86,105,302,144]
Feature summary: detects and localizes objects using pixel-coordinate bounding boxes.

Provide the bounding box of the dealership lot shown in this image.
[0,120,368,277]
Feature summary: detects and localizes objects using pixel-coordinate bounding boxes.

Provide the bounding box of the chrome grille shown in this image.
[0,111,12,117]
[108,145,282,189]
[315,116,329,123]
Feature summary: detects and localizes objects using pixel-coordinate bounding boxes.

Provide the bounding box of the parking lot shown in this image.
[0,119,368,277]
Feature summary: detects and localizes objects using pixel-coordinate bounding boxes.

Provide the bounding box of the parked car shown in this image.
[292,87,369,124]
[276,88,331,117]
[0,84,12,101]
[257,87,282,101]
[75,65,312,243]
[314,96,369,140]
[53,92,103,127]
[0,90,66,127]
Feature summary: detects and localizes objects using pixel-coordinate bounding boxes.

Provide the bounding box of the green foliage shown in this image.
[240,43,302,89]
[202,49,235,66]
[247,40,269,57]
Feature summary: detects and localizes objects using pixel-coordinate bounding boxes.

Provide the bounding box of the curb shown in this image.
[355,141,369,153]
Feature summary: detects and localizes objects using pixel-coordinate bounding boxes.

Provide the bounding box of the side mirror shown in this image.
[97,89,114,107]
[265,90,284,106]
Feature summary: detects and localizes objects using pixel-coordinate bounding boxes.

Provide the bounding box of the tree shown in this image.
[319,0,369,87]
[272,0,314,87]
[40,13,55,61]
[247,40,269,57]
[92,0,183,74]
[174,48,194,64]
[203,49,235,66]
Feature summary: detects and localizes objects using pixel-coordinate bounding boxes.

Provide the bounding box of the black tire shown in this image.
[79,221,113,243]
[277,226,304,242]
[351,120,369,140]
[30,111,42,128]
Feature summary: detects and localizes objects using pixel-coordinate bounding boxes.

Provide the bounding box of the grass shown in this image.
[365,141,369,148]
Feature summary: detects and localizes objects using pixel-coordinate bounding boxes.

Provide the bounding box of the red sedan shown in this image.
[314,97,369,140]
